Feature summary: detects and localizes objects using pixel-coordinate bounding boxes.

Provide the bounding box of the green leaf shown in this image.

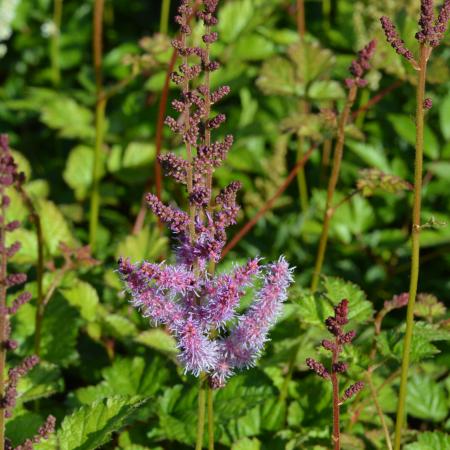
[287,40,335,85]
[214,372,275,423]
[232,437,261,450]
[6,88,94,140]
[377,322,450,363]
[6,228,37,264]
[10,150,32,180]
[295,289,333,326]
[427,160,450,181]
[232,34,275,61]
[257,57,297,96]
[135,329,178,356]
[40,296,80,366]
[407,374,449,422]
[388,113,439,159]
[6,411,48,446]
[122,142,155,169]
[405,432,450,450]
[63,145,95,201]
[101,313,138,339]
[321,276,374,323]
[53,396,147,450]
[36,199,76,256]
[40,96,94,140]
[156,372,273,445]
[115,227,167,262]
[75,356,170,404]
[218,0,253,42]
[60,280,99,322]
[18,362,64,403]
[308,80,345,101]
[110,142,156,184]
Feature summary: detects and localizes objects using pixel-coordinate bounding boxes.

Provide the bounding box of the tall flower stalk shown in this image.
[0,135,55,450]
[50,0,63,86]
[380,3,450,448]
[89,0,106,251]
[310,40,376,291]
[118,1,293,448]
[306,299,364,450]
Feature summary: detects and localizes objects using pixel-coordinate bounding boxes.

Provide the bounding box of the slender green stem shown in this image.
[33,216,44,356]
[207,386,214,450]
[16,186,45,356]
[0,198,7,450]
[322,0,331,29]
[311,84,358,291]
[367,370,393,450]
[50,0,63,86]
[89,97,106,250]
[160,0,172,35]
[196,376,207,450]
[89,0,106,251]
[393,44,429,450]
[296,135,309,211]
[319,138,332,186]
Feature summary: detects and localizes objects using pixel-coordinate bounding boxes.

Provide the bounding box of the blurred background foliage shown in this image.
[0,0,449,448]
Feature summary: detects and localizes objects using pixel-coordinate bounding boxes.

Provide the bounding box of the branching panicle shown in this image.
[119,0,293,388]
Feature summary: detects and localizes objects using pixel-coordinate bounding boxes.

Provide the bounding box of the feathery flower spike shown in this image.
[119,0,293,387]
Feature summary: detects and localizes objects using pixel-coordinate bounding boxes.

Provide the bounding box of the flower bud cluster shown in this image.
[306,299,364,403]
[345,40,376,88]
[0,134,55,447]
[381,0,450,71]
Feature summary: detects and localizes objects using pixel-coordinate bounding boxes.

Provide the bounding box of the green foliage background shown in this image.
[0,0,449,448]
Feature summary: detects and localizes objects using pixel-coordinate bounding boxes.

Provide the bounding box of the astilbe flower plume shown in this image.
[119,0,293,388]
[0,135,55,448]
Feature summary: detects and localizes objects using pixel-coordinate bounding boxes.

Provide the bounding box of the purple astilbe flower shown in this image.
[119,257,293,384]
[119,0,294,387]
[0,134,55,447]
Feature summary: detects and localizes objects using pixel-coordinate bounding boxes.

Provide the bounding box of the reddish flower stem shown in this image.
[0,198,6,450]
[331,347,340,450]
